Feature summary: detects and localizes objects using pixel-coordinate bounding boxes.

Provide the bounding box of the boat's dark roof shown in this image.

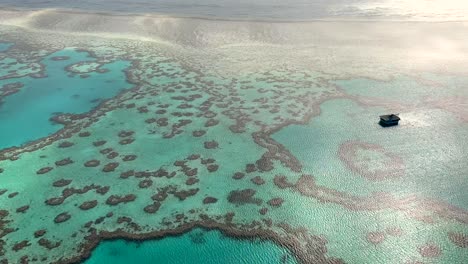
[379,114,400,121]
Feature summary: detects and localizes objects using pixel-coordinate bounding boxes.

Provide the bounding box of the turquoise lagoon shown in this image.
[0,48,131,149]
[85,229,297,264]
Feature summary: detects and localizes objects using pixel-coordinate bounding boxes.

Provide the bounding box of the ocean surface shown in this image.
[1,0,468,20]
[0,1,467,264]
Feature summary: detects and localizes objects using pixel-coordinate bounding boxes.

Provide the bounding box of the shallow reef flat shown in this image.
[0,10,468,264]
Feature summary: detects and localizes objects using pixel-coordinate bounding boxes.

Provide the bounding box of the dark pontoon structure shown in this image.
[379,114,400,127]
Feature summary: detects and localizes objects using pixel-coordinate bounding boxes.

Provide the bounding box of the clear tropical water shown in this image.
[0,1,467,264]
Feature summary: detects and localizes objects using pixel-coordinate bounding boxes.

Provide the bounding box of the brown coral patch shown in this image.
[106,194,136,206]
[79,200,98,210]
[84,160,100,167]
[58,141,74,148]
[138,179,153,189]
[12,240,30,252]
[186,178,199,185]
[273,175,294,189]
[45,197,65,206]
[143,202,161,214]
[54,212,71,223]
[204,141,218,149]
[202,197,218,204]
[227,189,262,206]
[192,130,206,137]
[366,231,386,245]
[204,119,219,127]
[8,192,18,198]
[448,232,468,248]
[38,238,61,250]
[52,179,72,187]
[187,154,200,160]
[34,230,46,238]
[36,167,53,175]
[102,162,119,172]
[55,157,73,166]
[418,243,442,258]
[267,198,284,207]
[79,131,91,137]
[118,130,134,137]
[16,205,29,213]
[232,172,245,180]
[174,188,199,201]
[106,152,119,159]
[207,164,219,172]
[119,138,135,145]
[251,176,265,185]
[93,140,107,147]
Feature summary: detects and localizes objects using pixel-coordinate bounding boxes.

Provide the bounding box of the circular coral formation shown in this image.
[338,141,405,181]
[186,178,199,185]
[259,208,268,215]
[54,212,71,223]
[102,162,119,172]
[79,200,98,210]
[84,160,100,167]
